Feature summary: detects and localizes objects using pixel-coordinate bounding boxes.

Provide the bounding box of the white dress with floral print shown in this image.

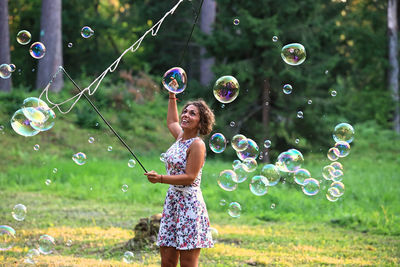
[157,137,214,250]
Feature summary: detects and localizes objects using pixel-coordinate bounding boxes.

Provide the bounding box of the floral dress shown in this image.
[157,137,214,250]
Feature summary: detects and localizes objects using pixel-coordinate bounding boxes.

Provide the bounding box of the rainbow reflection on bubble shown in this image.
[72,152,87,165]
[237,139,259,161]
[327,147,340,161]
[81,26,94,38]
[249,175,269,196]
[31,108,56,132]
[332,169,344,182]
[29,42,46,59]
[0,64,12,79]
[294,168,311,185]
[243,158,257,172]
[334,141,350,157]
[209,133,226,153]
[233,19,240,25]
[232,159,241,169]
[232,163,249,183]
[302,178,320,196]
[123,251,134,263]
[38,234,55,255]
[162,67,187,94]
[330,181,345,197]
[0,225,16,251]
[281,43,306,66]
[228,202,241,218]
[231,134,248,152]
[217,170,237,191]
[22,97,50,123]
[213,76,240,104]
[128,159,136,168]
[260,164,280,186]
[16,30,31,45]
[322,165,335,180]
[330,162,343,171]
[10,109,40,137]
[333,123,355,144]
[283,84,292,94]
[276,149,304,173]
[326,187,340,202]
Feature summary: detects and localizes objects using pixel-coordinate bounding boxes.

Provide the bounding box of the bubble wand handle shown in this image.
[61,67,148,173]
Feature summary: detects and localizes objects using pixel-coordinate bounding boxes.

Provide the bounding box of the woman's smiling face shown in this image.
[181,104,200,131]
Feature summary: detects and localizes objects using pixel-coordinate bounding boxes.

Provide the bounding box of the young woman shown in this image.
[144,92,215,267]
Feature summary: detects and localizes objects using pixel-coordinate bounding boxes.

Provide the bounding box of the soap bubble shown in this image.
[231,134,248,152]
[209,227,219,242]
[283,84,292,94]
[325,70,329,75]
[228,202,241,218]
[219,199,227,206]
[33,144,40,151]
[272,36,278,42]
[276,149,304,172]
[38,234,55,254]
[333,123,355,144]
[25,248,40,264]
[271,203,276,209]
[302,178,320,196]
[81,26,94,38]
[330,162,343,172]
[243,158,257,172]
[29,42,46,59]
[326,187,340,202]
[162,67,187,94]
[233,19,240,25]
[260,164,280,186]
[249,175,269,196]
[232,163,249,183]
[0,225,15,251]
[297,111,303,119]
[334,141,350,157]
[30,108,56,132]
[331,90,337,97]
[121,184,128,192]
[330,181,345,197]
[236,138,259,161]
[9,63,16,72]
[331,169,344,182]
[12,204,27,221]
[88,137,95,143]
[294,168,311,185]
[45,179,51,186]
[53,168,57,173]
[217,170,237,191]
[160,153,166,162]
[66,240,72,247]
[308,99,312,104]
[68,43,73,48]
[107,146,113,151]
[128,159,136,168]
[213,75,240,104]
[16,30,31,45]
[281,43,306,66]
[22,97,50,123]
[295,138,300,144]
[230,121,235,127]
[322,165,335,180]
[209,133,226,153]
[327,147,340,161]
[264,139,271,148]
[72,152,87,165]
[232,159,241,169]
[0,64,12,79]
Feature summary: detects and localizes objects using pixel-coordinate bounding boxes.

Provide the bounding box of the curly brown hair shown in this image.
[181,99,215,136]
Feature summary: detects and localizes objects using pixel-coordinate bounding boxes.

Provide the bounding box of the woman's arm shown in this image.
[167,92,182,140]
[145,139,206,185]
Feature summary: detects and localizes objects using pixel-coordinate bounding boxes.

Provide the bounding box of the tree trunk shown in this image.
[199,0,216,86]
[36,0,63,92]
[388,0,399,133]
[0,0,11,92]
[262,78,271,163]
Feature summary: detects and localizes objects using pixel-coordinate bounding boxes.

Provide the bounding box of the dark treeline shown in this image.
[0,0,398,158]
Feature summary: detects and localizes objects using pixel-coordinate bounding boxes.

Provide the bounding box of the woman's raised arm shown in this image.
[167,92,183,139]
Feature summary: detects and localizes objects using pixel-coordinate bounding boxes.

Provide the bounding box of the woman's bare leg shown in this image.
[160,246,179,267]
[179,248,201,267]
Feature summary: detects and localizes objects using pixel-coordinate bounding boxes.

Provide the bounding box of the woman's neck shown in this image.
[181,129,198,140]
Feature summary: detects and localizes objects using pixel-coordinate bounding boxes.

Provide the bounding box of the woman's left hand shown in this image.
[144,170,161,184]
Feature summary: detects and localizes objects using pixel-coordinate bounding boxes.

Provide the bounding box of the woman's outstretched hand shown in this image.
[144,170,161,184]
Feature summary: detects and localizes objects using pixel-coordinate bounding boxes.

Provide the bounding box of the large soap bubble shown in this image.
[233,163,249,183]
[217,170,237,191]
[260,164,280,186]
[31,108,56,132]
[10,109,40,137]
[333,123,355,144]
[0,225,16,251]
[281,43,306,66]
[276,149,304,172]
[22,97,50,123]
[237,139,259,161]
[294,168,311,185]
[228,202,241,218]
[302,178,320,196]
[0,64,12,79]
[209,133,226,153]
[16,30,31,45]
[231,134,248,152]
[29,42,46,59]
[213,75,240,104]
[249,175,269,196]
[162,67,187,94]
[38,234,55,254]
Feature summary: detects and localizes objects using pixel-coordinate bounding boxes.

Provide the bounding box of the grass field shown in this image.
[1,97,400,265]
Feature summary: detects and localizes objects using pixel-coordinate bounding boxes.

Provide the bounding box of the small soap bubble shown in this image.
[283,84,293,94]
[330,181,345,197]
[25,248,40,264]
[325,70,329,75]
[243,158,257,172]
[260,164,280,186]
[128,159,136,168]
[330,162,343,171]
[230,121,235,127]
[162,67,187,94]
[209,227,219,242]
[327,147,340,161]
[81,26,94,38]
[88,137,95,143]
[121,184,128,192]
[219,199,227,206]
[33,144,40,151]
[228,202,241,218]
[308,99,312,104]
[232,159,241,169]
[334,141,350,157]
[271,203,276,209]
[233,163,249,183]
[265,101,269,106]
[209,133,226,153]
[231,134,248,151]
[302,178,320,196]
[281,43,306,66]
[322,165,335,180]
[331,90,337,97]
[294,168,311,185]
[233,19,240,25]
[45,179,51,186]
[67,43,73,48]
[326,187,340,202]
[236,139,259,161]
[272,36,278,42]
[218,170,237,191]
[295,138,300,144]
[160,153,166,162]
[297,111,303,119]
[123,251,134,263]
[72,152,87,165]
[9,64,16,72]
[213,76,240,104]
[38,234,55,254]
[29,42,46,59]
[0,64,12,79]
[0,225,16,251]
[16,30,31,45]
[264,140,271,148]
[12,204,27,221]
[249,175,269,196]
[95,122,99,127]
[107,146,113,152]
[0,125,3,131]
[66,240,72,247]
